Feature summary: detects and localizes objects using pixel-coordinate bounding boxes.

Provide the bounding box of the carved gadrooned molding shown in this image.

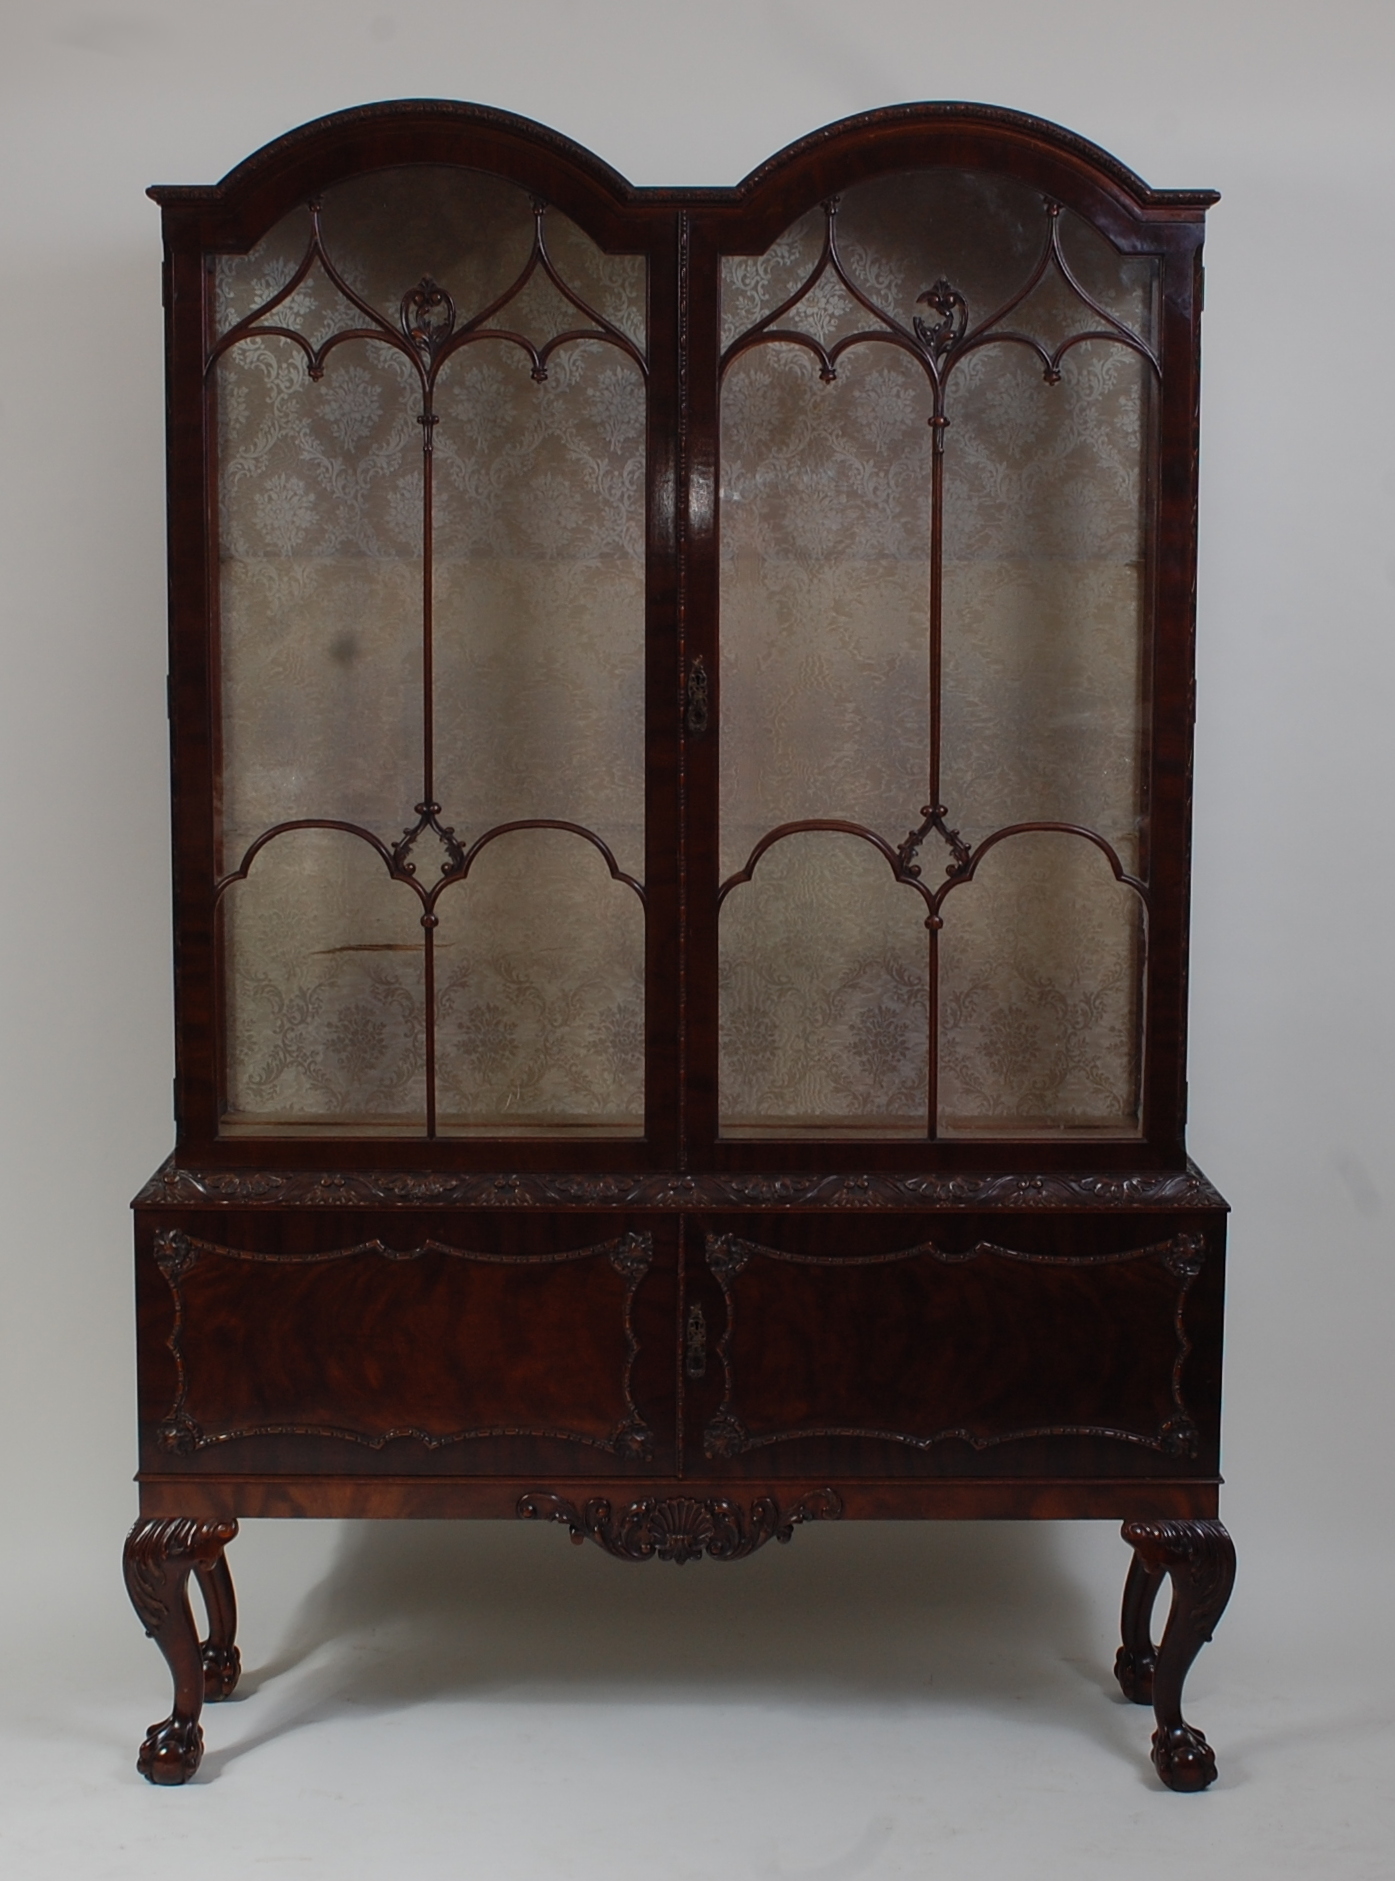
[517,1489,843,1562]
[137,1160,1226,1212]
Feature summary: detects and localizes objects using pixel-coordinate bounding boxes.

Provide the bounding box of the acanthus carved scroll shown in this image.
[123,1518,239,1636]
[517,1489,842,1563]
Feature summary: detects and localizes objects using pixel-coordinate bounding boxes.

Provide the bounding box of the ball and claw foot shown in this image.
[137,1716,204,1786]
[202,1643,241,1702]
[1113,1644,1156,1705]
[1152,1721,1218,1794]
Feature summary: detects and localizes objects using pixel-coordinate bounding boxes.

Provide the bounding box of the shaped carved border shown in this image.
[703,1231,1206,1461]
[151,1228,654,1460]
[517,1488,843,1562]
[137,1160,1226,1213]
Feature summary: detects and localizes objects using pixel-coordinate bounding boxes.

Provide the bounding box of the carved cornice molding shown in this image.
[137,1161,1227,1213]
[148,99,1218,217]
[517,1489,843,1562]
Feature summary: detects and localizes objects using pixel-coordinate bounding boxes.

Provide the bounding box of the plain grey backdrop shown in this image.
[0,3,1392,1876]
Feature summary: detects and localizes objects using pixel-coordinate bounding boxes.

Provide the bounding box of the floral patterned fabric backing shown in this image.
[215,169,646,1131]
[718,170,1154,1135]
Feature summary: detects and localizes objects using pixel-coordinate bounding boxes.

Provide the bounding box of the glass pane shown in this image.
[435,829,644,1136]
[941,337,1152,866]
[214,169,646,1135]
[937,832,1143,1137]
[719,832,928,1136]
[434,337,646,880]
[221,829,426,1133]
[719,345,931,881]
[215,325,423,865]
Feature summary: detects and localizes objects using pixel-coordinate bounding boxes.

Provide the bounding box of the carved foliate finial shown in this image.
[895,804,972,881]
[914,280,967,359]
[400,277,456,361]
[391,801,466,882]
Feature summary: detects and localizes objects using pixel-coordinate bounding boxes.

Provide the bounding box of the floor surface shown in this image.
[1,1515,1389,1880]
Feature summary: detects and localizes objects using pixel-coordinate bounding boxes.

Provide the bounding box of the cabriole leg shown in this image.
[1119,1519,1236,1792]
[193,1547,241,1701]
[1114,1548,1166,1703]
[123,1518,239,1785]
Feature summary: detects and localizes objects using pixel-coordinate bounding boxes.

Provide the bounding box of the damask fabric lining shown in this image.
[214,163,1148,1137]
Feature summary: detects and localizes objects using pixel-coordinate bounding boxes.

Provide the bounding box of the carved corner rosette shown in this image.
[705,1233,750,1279]
[611,1409,656,1462]
[157,1409,204,1457]
[153,1228,199,1281]
[517,1489,842,1563]
[1159,1416,1200,1458]
[702,1411,749,1459]
[1162,1231,1206,1279]
[607,1230,653,1285]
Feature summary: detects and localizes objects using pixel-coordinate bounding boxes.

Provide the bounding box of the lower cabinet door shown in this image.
[680,1214,1220,1479]
[136,1210,677,1477]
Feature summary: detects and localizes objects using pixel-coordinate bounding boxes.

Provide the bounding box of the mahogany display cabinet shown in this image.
[128,99,1232,1789]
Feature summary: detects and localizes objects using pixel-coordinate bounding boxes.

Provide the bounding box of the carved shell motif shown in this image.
[517,1490,843,1562]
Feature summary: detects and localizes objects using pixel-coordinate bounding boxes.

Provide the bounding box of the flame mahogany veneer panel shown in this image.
[687,1214,1223,1476]
[135,1212,676,1473]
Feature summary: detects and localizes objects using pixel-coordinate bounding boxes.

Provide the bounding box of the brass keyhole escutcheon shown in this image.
[685,1302,707,1378]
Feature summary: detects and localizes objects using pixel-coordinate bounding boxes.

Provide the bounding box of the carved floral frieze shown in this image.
[137,1159,1226,1212]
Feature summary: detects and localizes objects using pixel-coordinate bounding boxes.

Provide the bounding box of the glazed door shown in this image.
[694,167,1162,1153]
[205,165,665,1149]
